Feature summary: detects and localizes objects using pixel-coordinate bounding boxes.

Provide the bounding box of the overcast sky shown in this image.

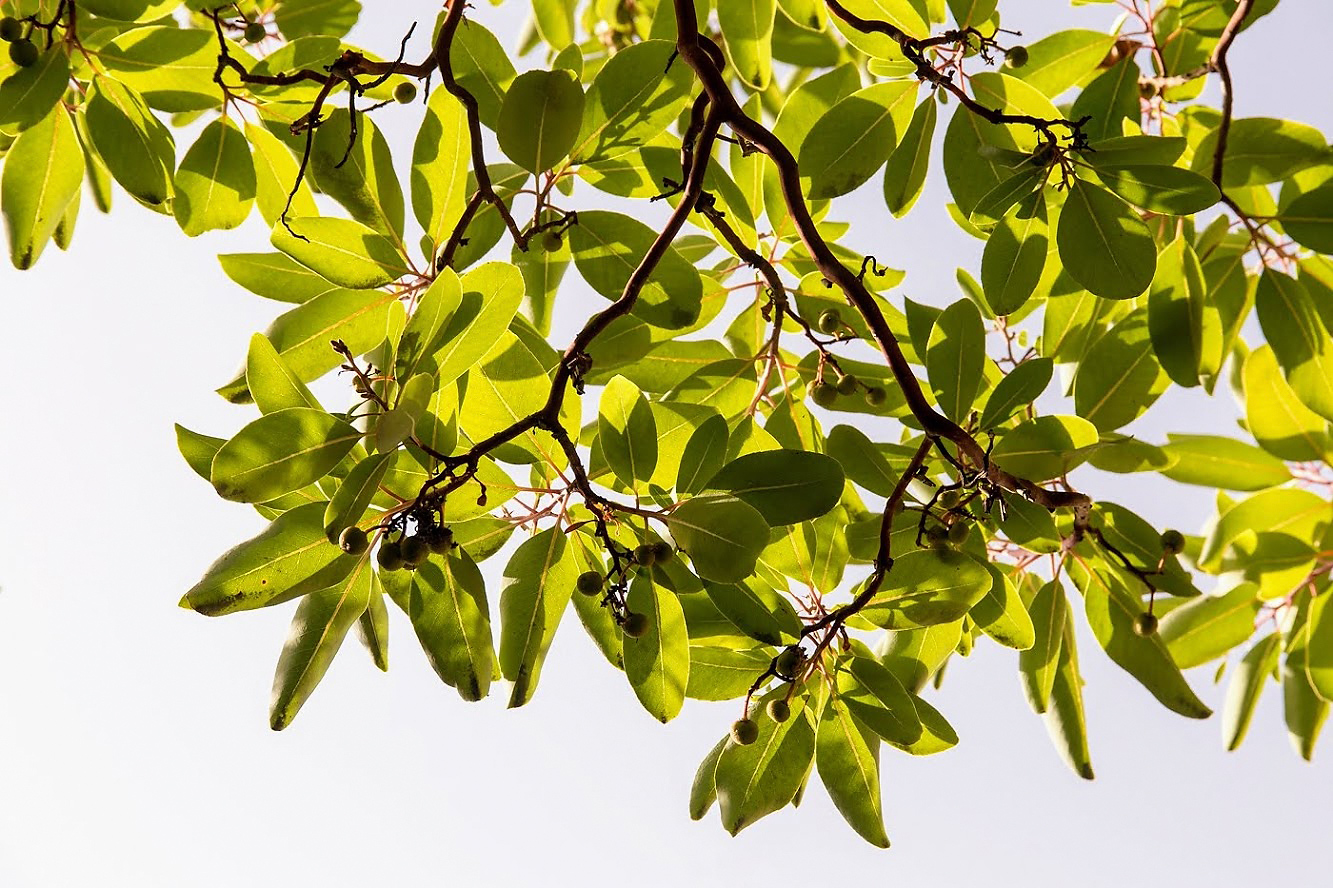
[2,2,1331,886]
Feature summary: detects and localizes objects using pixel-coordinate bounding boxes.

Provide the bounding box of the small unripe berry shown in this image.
[817,309,841,334]
[1159,529,1185,555]
[243,22,266,44]
[651,541,674,563]
[393,80,418,104]
[338,526,369,556]
[864,386,887,407]
[9,38,37,67]
[774,647,802,679]
[836,373,857,396]
[426,525,454,554]
[633,543,657,567]
[1004,45,1029,68]
[947,521,971,544]
[401,535,430,567]
[541,231,563,252]
[810,382,837,408]
[1133,612,1158,636]
[731,718,759,745]
[623,611,649,638]
[376,540,405,572]
[576,570,604,596]
[0,17,22,42]
[766,699,791,723]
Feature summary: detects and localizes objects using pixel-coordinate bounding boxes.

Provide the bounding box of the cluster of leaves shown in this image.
[4,0,1333,848]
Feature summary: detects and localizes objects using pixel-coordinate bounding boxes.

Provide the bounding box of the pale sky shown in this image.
[2,2,1331,886]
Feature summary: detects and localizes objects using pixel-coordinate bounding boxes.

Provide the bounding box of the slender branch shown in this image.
[1210,0,1256,186]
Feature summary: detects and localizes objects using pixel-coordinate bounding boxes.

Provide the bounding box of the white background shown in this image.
[2,2,1331,885]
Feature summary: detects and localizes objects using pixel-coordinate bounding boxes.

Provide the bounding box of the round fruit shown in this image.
[243,22,266,43]
[338,526,369,556]
[730,718,759,745]
[576,570,604,596]
[633,543,657,567]
[623,611,649,638]
[1160,529,1185,555]
[766,699,791,723]
[9,38,37,67]
[948,521,971,544]
[426,525,454,554]
[376,540,405,571]
[817,309,841,334]
[1133,612,1158,636]
[541,231,563,252]
[401,535,430,567]
[393,80,418,104]
[1005,45,1029,68]
[835,374,857,396]
[774,647,802,679]
[0,17,22,42]
[864,386,887,407]
[810,382,837,408]
[650,540,674,563]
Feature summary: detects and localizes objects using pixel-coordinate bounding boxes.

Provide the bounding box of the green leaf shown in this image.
[393,268,464,385]
[1192,117,1327,188]
[1044,617,1094,779]
[676,413,730,495]
[704,449,844,525]
[801,81,917,199]
[99,26,220,113]
[571,39,692,164]
[305,110,405,239]
[1069,57,1140,143]
[981,189,1048,316]
[860,549,993,630]
[817,699,890,848]
[1283,646,1329,761]
[1304,591,1333,703]
[449,19,515,129]
[825,425,899,497]
[500,527,577,707]
[1280,182,1333,253]
[885,693,958,756]
[322,452,392,541]
[689,736,728,820]
[599,375,658,488]
[715,691,816,835]
[718,0,777,89]
[1011,29,1117,97]
[1096,164,1221,215]
[882,95,937,217]
[1077,565,1211,718]
[497,69,584,174]
[971,563,1036,651]
[1243,345,1332,462]
[705,579,802,645]
[991,414,1098,481]
[357,581,389,672]
[182,502,353,616]
[925,299,986,424]
[1020,579,1068,714]
[434,261,526,389]
[0,43,70,134]
[1197,487,1329,571]
[668,496,771,584]
[275,0,361,39]
[211,408,362,503]
[84,77,175,207]
[1057,180,1156,300]
[686,646,774,701]
[1158,582,1262,670]
[411,86,470,246]
[2,105,81,269]
[245,332,321,415]
[403,554,495,702]
[1255,270,1333,422]
[269,553,373,730]
[272,216,408,290]
[176,424,224,481]
[1160,434,1291,491]
[569,210,703,330]
[219,252,337,304]
[247,121,319,226]
[624,574,690,722]
[1223,632,1281,751]
[842,654,922,743]
[978,357,1052,430]
[1147,235,1212,388]
[1073,310,1169,431]
[1084,135,1187,168]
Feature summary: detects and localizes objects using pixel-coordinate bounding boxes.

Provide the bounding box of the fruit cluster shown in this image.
[575,540,674,638]
[334,523,455,571]
[1,16,38,67]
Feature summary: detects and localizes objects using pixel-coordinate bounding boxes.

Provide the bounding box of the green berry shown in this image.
[774,647,802,679]
[376,540,405,572]
[810,382,837,408]
[401,535,430,567]
[633,543,657,567]
[1160,529,1185,555]
[836,373,857,396]
[948,522,971,544]
[1004,45,1029,69]
[393,80,418,104]
[623,611,649,638]
[864,386,887,407]
[541,231,563,252]
[651,541,674,563]
[576,570,604,596]
[0,17,22,43]
[426,525,454,554]
[817,309,841,334]
[765,699,791,723]
[1133,612,1158,637]
[243,22,266,44]
[8,38,37,68]
[338,526,369,556]
[730,718,759,745]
